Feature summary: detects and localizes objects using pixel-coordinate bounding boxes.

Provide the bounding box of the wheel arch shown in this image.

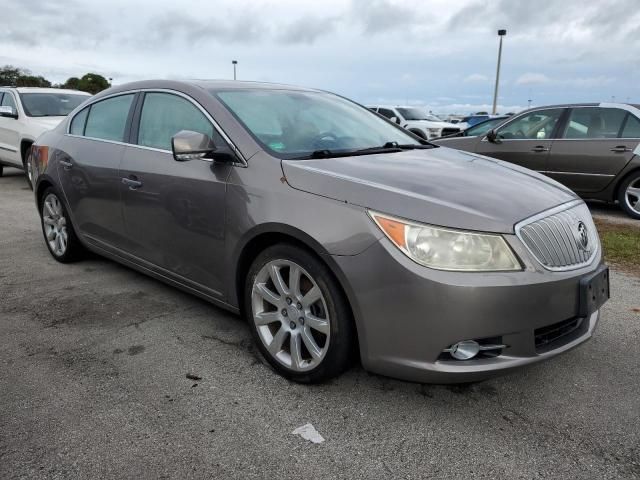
[408,128,427,139]
[232,224,362,352]
[20,138,34,163]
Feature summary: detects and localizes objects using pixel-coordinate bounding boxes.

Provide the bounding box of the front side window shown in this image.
[497,109,563,140]
[19,93,88,117]
[377,108,396,120]
[465,117,505,136]
[137,93,215,151]
[84,94,134,142]
[1,92,17,110]
[214,90,419,158]
[563,108,626,139]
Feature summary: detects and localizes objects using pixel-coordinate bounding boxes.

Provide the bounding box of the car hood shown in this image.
[409,120,458,128]
[282,147,577,234]
[29,116,66,131]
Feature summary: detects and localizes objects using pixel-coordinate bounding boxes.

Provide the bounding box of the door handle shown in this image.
[122,177,143,190]
[59,160,73,170]
[531,146,549,153]
[610,146,631,153]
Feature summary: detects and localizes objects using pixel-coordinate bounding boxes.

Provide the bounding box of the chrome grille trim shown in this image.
[515,200,599,271]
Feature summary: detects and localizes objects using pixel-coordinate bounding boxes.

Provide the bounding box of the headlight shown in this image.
[370,211,522,271]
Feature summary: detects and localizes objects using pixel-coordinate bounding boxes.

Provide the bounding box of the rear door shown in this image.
[119,91,231,299]
[475,108,565,172]
[546,106,638,193]
[57,93,136,247]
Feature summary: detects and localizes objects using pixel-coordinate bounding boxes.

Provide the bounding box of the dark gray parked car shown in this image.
[31,81,609,383]
[432,103,640,219]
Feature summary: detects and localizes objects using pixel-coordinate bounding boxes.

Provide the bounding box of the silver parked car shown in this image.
[31,80,609,383]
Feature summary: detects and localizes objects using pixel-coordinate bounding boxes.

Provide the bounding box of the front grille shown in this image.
[440,127,460,137]
[515,202,598,271]
[535,317,586,352]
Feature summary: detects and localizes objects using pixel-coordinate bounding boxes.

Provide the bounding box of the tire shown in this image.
[409,129,427,139]
[0,165,3,177]
[617,170,640,220]
[244,244,354,383]
[40,187,84,262]
[23,147,33,190]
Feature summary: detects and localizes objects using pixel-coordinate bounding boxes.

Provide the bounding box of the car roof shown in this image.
[3,87,91,95]
[102,79,321,95]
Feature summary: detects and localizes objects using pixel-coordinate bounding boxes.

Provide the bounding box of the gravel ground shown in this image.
[1,167,639,479]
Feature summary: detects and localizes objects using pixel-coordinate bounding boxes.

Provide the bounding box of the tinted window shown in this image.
[19,93,88,117]
[377,108,396,120]
[497,109,563,140]
[563,108,626,139]
[84,94,134,142]
[137,93,214,151]
[215,90,419,158]
[1,92,17,110]
[70,108,89,135]
[621,114,640,138]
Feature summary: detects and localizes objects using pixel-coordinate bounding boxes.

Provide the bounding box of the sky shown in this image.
[1,0,639,114]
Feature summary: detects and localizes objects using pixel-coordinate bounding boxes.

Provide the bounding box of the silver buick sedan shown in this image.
[30,80,609,383]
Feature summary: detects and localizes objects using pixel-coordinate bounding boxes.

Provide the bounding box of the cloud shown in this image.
[351,0,422,33]
[464,73,490,83]
[277,16,339,44]
[515,73,551,85]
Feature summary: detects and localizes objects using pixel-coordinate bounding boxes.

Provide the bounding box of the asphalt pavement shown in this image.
[1,167,639,479]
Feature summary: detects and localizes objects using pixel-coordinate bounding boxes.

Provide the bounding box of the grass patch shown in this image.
[593,219,640,275]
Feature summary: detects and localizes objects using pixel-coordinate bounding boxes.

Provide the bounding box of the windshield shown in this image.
[465,117,506,136]
[214,89,420,158]
[396,107,441,122]
[19,93,89,117]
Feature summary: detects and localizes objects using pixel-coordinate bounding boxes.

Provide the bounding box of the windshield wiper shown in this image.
[295,141,434,160]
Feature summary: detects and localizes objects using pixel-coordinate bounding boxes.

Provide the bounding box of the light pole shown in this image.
[232,60,238,80]
[491,29,507,115]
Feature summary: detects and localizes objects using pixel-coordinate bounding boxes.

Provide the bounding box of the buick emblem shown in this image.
[576,221,589,251]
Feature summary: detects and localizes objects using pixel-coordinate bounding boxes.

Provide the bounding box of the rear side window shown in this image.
[84,94,134,142]
[621,114,640,138]
[70,108,89,136]
[137,93,214,151]
[563,108,626,139]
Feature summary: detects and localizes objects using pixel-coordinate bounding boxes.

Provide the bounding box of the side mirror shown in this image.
[0,106,18,119]
[390,116,400,124]
[171,130,217,162]
[486,129,501,144]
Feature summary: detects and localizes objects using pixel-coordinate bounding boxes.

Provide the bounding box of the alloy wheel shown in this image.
[251,259,331,372]
[42,193,68,257]
[625,179,640,215]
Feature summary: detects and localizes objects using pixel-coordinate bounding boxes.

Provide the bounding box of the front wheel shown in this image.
[24,148,34,190]
[618,171,640,220]
[244,244,354,383]
[40,187,84,262]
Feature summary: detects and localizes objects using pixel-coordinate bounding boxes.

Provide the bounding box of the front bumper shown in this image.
[333,236,605,383]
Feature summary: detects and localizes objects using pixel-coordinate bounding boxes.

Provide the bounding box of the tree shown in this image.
[16,75,51,87]
[0,65,27,86]
[63,73,110,94]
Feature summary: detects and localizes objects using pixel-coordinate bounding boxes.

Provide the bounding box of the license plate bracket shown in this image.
[579,265,610,318]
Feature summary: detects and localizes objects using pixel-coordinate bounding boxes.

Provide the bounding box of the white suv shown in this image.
[0,87,90,186]
[368,106,460,140]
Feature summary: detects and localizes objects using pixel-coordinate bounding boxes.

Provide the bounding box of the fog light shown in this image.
[447,340,480,360]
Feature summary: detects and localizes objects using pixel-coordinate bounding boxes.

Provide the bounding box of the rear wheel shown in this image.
[618,171,640,220]
[40,187,83,262]
[244,244,354,383]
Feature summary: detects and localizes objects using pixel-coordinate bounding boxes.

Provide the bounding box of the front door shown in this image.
[119,91,231,299]
[546,107,639,193]
[0,91,21,166]
[475,108,566,172]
